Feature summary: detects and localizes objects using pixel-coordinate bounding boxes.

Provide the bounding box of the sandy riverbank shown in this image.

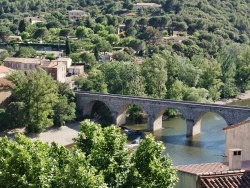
[214,90,250,105]
[1,90,250,146]
[0,121,81,147]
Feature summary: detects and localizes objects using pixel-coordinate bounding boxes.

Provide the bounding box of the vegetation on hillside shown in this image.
[1,0,250,123]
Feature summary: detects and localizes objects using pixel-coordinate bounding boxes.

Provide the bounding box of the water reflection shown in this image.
[127,112,227,165]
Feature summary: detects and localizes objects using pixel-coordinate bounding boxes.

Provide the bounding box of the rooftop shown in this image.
[199,172,250,188]
[223,120,250,131]
[0,77,12,87]
[69,10,85,12]
[135,3,162,7]
[177,161,250,175]
[41,61,64,68]
[177,161,250,187]
[0,65,13,74]
[4,57,41,64]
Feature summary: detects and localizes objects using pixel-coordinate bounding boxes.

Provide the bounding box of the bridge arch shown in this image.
[82,99,113,125]
[192,112,227,136]
[116,102,148,126]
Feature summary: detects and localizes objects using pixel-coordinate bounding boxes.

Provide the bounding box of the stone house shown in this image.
[3,57,41,71]
[3,57,68,83]
[6,36,22,43]
[40,61,66,83]
[68,10,87,22]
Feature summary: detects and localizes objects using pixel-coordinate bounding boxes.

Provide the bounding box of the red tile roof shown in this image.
[177,161,250,188]
[0,65,13,74]
[0,78,13,87]
[199,172,250,188]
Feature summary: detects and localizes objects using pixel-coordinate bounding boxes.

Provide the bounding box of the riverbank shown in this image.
[0,121,81,146]
[214,90,250,105]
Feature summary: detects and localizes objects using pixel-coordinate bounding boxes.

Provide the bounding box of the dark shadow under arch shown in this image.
[83,100,113,127]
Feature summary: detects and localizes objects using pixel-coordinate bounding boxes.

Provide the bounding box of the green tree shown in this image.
[101,62,145,96]
[124,134,178,188]
[74,120,178,187]
[235,47,250,92]
[74,120,130,187]
[59,28,71,37]
[216,46,239,98]
[141,54,167,98]
[0,134,106,187]
[199,60,223,101]
[0,26,11,41]
[53,82,76,126]
[7,68,58,133]
[75,68,107,93]
[75,26,93,39]
[80,52,96,71]
[33,27,48,39]
[65,38,71,56]
[18,19,28,33]
[15,47,36,58]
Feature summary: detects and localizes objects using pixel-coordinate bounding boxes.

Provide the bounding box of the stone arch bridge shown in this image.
[76,92,250,137]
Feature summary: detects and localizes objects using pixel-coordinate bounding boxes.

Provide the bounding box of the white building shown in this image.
[134,3,162,10]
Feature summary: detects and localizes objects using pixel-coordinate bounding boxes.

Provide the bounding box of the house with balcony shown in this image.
[68,10,87,22]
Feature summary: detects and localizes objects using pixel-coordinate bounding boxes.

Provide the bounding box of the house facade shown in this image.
[3,57,41,71]
[224,120,250,162]
[40,61,66,83]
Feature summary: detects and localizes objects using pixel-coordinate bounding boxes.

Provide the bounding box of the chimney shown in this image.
[228,148,242,170]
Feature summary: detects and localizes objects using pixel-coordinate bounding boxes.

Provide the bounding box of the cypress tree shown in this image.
[65,38,71,56]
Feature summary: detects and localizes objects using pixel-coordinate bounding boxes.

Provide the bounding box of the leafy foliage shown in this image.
[74,120,178,187]
[0,134,106,187]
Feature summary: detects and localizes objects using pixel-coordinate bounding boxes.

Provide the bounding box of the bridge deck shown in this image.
[76,91,250,111]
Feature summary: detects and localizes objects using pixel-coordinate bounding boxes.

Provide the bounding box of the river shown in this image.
[126,99,250,166]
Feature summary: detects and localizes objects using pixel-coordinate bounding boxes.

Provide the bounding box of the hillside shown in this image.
[1,0,250,104]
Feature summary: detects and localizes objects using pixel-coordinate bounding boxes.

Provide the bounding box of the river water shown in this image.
[127,99,250,166]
